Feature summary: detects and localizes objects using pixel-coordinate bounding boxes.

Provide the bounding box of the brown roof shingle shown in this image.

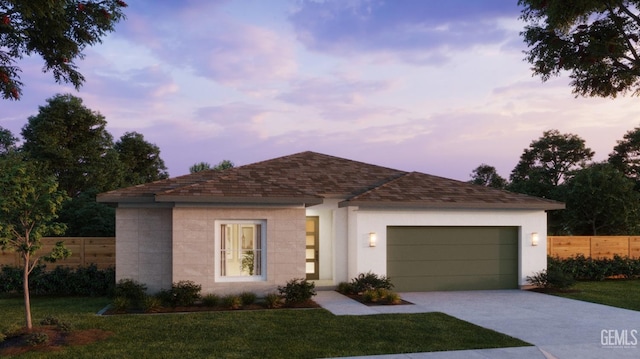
[97,151,564,210]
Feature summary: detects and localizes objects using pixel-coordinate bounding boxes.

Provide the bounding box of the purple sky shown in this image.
[3,0,639,182]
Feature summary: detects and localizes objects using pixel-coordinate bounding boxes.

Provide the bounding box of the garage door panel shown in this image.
[388,259,517,276]
[387,226,518,291]
[388,227,516,245]
[391,274,517,292]
[388,244,517,261]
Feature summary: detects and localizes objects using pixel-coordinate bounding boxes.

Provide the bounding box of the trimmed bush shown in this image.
[336,282,353,294]
[0,264,115,297]
[264,292,281,309]
[549,254,640,281]
[221,294,242,310]
[114,279,147,308]
[350,271,393,293]
[240,291,257,305]
[202,293,220,307]
[278,278,316,305]
[527,267,575,290]
[158,280,202,307]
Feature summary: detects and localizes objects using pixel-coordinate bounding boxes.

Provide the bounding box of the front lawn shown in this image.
[0,296,530,358]
[549,279,640,311]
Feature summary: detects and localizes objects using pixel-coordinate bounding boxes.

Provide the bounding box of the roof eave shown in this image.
[96,195,156,204]
[338,200,565,210]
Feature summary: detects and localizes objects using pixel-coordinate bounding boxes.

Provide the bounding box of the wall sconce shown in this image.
[531,232,539,246]
[369,232,377,247]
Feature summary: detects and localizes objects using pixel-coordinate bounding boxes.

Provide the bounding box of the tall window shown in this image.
[218,221,265,280]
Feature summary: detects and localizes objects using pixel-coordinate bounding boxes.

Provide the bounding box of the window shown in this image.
[216,220,265,281]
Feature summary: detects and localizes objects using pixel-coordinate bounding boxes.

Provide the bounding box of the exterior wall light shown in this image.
[531,232,539,246]
[369,232,377,247]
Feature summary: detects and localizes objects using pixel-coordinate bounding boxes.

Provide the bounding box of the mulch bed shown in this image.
[340,292,413,306]
[0,326,113,357]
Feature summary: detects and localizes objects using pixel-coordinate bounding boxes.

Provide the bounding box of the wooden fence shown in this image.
[548,236,640,259]
[0,237,115,269]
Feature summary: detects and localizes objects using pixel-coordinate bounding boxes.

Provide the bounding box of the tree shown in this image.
[0,125,18,154]
[114,131,169,186]
[0,153,69,330]
[519,0,640,98]
[562,163,640,235]
[469,164,508,189]
[608,125,640,186]
[213,159,234,171]
[57,189,115,236]
[509,129,594,198]
[190,161,211,173]
[190,160,234,173]
[21,93,118,197]
[0,0,128,100]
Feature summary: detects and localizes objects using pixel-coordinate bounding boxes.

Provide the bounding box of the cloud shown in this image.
[289,0,522,63]
[117,0,297,88]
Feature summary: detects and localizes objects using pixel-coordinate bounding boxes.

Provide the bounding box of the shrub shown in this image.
[527,267,575,290]
[114,279,147,308]
[240,291,257,305]
[222,294,242,310]
[0,264,115,296]
[112,296,130,312]
[361,288,402,304]
[278,278,316,305]
[142,296,163,313]
[26,332,49,346]
[56,321,73,333]
[202,293,220,307]
[548,254,640,281]
[0,332,5,344]
[40,315,61,326]
[158,280,202,307]
[350,271,393,293]
[264,292,281,309]
[336,282,353,294]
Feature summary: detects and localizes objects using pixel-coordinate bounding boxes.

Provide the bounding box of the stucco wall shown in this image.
[172,207,305,295]
[115,207,173,293]
[348,208,549,287]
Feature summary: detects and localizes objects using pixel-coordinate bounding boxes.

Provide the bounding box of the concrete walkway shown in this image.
[314,290,640,359]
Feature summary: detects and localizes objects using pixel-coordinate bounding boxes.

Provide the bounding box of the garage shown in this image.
[387,226,519,292]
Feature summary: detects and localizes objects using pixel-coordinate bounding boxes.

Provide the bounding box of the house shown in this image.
[97,151,564,294]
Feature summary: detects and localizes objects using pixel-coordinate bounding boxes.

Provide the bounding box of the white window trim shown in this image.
[214,219,267,282]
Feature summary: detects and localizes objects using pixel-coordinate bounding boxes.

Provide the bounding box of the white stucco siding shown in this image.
[351,208,549,287]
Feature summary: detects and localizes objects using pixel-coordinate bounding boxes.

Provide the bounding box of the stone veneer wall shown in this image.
[172,207,306,295]
[115,207,173,293]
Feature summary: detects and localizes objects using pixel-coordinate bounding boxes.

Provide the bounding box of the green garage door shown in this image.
[387,226,519,292]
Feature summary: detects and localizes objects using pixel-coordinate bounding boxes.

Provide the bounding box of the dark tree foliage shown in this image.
[57,189,115,236]
[0,0,127,100]
[114,131,169,186]
[562,163,640,235]
[21,93,120,197]
[608,126,640,187]
[519,0,640,97]
[0,125,18,154]
[509,129,594,199]
[469,163,508,189]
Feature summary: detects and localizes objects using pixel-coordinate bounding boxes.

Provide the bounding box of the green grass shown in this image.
[0,296,530,358]
[550,279,640,311]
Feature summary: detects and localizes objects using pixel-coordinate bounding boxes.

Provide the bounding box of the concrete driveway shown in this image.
[314,290,640,359]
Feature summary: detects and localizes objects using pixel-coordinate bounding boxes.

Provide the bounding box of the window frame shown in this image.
[214,219,267,282]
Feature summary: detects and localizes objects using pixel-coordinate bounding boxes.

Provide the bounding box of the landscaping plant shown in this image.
[278,278,316,305]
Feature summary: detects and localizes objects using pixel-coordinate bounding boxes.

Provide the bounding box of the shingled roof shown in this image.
[97,151,564,210]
